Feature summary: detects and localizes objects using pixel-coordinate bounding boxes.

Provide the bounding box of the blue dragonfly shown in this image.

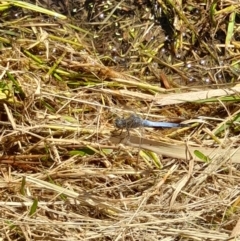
[115,114,187,131]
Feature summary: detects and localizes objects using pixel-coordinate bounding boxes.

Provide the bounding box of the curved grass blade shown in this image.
[6,0,67,19]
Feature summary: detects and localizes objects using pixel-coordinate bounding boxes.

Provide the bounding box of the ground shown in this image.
[0,0,239,240]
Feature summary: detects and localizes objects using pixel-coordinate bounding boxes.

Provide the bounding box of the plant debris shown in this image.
[0,0,240,240]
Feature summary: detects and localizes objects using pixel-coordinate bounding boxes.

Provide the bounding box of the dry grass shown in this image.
[0,0,240,240]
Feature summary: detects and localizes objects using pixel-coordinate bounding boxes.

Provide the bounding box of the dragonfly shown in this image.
[115,114,187,131]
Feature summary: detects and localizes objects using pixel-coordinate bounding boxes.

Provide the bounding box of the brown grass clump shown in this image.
[0,0,240,240]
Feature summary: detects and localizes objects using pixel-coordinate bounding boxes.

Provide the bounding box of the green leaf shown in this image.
[69,148,95,156]
[140,150,162,169]
[194,150,210,163]
[20,176,26,196]
[226,11,236,47]
[29,198,38,216]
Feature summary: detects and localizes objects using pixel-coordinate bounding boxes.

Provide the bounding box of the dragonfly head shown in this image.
[115,118,125,129]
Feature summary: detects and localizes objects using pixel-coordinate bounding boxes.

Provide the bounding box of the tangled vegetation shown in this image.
[0,0,240,240]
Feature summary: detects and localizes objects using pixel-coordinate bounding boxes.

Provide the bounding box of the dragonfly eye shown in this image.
[115,118,125,129]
